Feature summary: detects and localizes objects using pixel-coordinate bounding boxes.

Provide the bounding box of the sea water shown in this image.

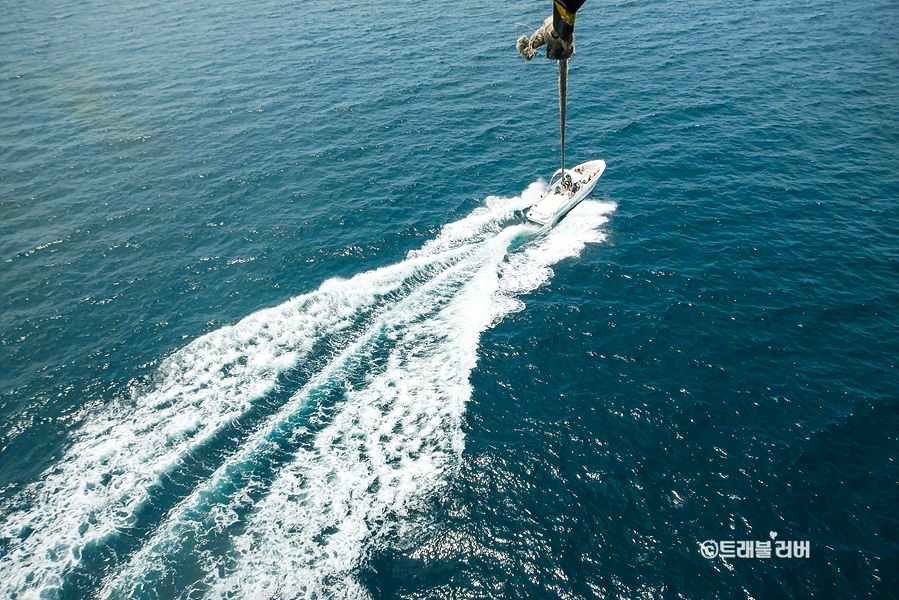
[1,0,898,598]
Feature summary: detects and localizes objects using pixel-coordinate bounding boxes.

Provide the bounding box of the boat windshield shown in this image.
[549,168,580,187]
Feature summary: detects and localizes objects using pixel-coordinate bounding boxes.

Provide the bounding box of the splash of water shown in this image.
[1,185,614,600]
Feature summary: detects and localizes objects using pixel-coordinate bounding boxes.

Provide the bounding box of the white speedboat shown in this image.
[526,159,606,225]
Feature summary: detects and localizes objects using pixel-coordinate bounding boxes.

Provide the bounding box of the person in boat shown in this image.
[517,1,587,61]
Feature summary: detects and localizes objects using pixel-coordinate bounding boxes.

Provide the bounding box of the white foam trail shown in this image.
[0,183,615,600]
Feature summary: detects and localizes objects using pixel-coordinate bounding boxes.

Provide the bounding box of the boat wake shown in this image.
[0,183,615,600]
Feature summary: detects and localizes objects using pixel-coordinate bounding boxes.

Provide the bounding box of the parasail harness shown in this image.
[516,1,588,176]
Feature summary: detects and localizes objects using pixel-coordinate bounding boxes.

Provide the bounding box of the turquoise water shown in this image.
[2,0,898,598]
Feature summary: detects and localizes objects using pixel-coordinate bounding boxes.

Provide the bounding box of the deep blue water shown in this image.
[2,0,898,598]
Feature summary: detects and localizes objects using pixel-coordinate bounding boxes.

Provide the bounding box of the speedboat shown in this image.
[526,159,606,225]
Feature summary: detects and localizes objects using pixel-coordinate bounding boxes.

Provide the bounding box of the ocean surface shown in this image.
[2,0,898,598]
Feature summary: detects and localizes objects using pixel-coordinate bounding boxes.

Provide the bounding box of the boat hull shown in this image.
[526,159,606,225]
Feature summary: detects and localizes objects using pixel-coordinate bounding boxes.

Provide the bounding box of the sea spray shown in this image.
[1,185,614,600]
